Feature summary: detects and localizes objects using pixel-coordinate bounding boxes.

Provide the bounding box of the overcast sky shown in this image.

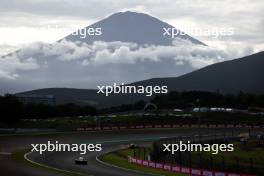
[0,0,263,56]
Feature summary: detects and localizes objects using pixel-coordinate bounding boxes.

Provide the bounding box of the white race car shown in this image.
[75,156,88,165]
[128,143,139,149]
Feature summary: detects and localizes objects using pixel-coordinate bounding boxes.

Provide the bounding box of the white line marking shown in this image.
[159,137,168,139]
[0,152,11,155]
[24,151,92,176]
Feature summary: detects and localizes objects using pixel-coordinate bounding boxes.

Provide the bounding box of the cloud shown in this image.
[0,44,19,56]
[0,0,263,93]
[120,5,150,14]
[0,39,256,80]
[0,55,39,79]
[81,39,252,68]
[0,0,263,52]
[0,39,260,94]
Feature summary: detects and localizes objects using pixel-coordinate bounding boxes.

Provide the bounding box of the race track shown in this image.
[0,128,252,176]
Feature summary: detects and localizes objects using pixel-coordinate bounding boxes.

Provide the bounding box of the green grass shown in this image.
[12,149,34,166]
[11,149,90,176]
[192,141,264,166]
[99,148,187,176]
[100,140,264,175]
[187,140,264,175]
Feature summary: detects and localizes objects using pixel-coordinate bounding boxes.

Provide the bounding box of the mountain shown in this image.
[16,52,264,107]
[16,88,100,106]
[15,87,150,108]
[135,51,264,94]
[63,11,205,45]
[0,11,205,94]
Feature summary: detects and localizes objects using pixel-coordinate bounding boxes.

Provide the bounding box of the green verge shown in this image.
[190,140,264,174]
[11,149,89,176]
[99,149,187,176]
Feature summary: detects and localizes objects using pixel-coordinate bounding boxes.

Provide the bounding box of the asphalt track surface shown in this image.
[0,128,254,176]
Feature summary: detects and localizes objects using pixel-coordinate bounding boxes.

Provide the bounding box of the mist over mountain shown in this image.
[136,51,264,94]
[16,52,264,108]
[0,11,213,94]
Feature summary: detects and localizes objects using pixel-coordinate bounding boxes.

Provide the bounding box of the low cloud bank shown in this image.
[0,39,255,80]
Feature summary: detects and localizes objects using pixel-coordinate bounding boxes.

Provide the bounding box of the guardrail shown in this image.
[76,124,264,131]
[128,156,255,176]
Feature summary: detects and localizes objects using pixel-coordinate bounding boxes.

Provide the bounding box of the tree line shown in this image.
[151,91,264,110]
[1,91,264,126]
[0,94,97,127]
[102,91,264,113]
